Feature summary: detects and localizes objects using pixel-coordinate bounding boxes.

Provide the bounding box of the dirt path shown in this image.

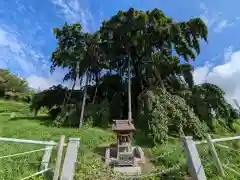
[140,155,156,173]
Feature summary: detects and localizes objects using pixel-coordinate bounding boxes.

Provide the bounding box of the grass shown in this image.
[143,122,240,180]
[0,100,240,179]
[0,100,114,180]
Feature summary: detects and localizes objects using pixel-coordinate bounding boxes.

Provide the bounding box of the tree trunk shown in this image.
[79,70,89,128]
[153,65,165,90]
[65,79,76,105]
[128,53,132,122]
[92,85,98,104]
[132,60,144,91]
[92,71,99,104]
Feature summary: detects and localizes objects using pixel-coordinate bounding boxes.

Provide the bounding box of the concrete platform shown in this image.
[113,166,141,175]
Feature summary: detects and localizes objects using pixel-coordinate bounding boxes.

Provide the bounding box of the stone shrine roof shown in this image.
[112,120,135,132]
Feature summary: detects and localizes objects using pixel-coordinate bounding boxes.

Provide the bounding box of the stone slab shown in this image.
[113,166,141,175]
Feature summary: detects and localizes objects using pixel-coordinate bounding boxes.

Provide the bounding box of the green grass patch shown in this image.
[0,100,114,179]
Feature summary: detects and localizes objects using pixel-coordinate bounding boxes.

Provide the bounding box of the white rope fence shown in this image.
[20,168,53,180]
[0,147,53,180]
[223,164,240,177]
[214,141,240,177]
[192,134,240,179]
[0,147,51,160]
[216,143,240,153]
[0,136,72,180]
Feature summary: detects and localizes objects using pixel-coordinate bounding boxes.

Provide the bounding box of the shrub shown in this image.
[52,99,110,127]
[137,88,204,144]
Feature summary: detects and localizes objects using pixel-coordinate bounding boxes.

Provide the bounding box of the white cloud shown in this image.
[213,20,233,33]
[223,46,233,62]
[0,1,88,92]
[0,25,44,75]
[199,3,235,33]
[193,65,210,84]
[0,25,62,91]
[52,0,94,32]
[27,75,58,91]
[194,48,240,106]
[27,73,82,91]
[26,65,83,91]
[199,2,222,29]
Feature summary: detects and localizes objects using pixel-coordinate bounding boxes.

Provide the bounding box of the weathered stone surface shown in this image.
[113,166,141,175]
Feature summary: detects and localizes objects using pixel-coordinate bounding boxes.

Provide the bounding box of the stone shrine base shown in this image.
[113,166,141,176]
[104,146,145,176]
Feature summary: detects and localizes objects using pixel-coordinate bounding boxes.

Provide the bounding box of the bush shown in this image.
[84,100,110,127]
[4,91,19,100]
[3,91,31,103]
[137,88,204,144]
[52,99,110,127]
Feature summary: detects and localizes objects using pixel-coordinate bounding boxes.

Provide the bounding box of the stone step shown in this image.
[113,166,141,176]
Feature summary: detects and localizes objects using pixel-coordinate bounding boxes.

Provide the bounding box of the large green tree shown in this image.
[51,23,106,127]
[99,8,208,122]
[99,8,208,89]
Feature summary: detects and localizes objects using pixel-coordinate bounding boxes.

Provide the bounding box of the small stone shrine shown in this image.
[112,120,135,166]
[104,119,145,175]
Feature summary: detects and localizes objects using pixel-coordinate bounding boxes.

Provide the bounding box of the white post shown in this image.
[40,145,53,171]
[181,136,207,180]
[53,135,65,180]
[60,138,80,180]
[104,147,110,167]
[206,134,225,177]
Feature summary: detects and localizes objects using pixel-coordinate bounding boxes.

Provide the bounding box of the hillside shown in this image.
[0,100,114,180]
[1,7,240,180]
[0,100,240,179]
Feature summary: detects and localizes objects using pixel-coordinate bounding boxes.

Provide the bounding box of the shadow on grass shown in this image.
[9,115,54,126]
[133,130,179,147]
[133,130,154,148]
[42,171,53,180]
[156,164,189,180]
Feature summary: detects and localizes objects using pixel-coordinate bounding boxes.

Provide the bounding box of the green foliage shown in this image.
[52,23,86,77]
[48,8,234,138]
[30,84,84,116]
[0,100,115,180]
[51,24,108,128]
[51,99,110,127]
[28,7,238,148]
[147,52,195,90]
[3,91,31,103]
[0,69,30,103]
[0,69,29,93]
[177,83,239,131]
[1,95,240,179]
[137,89,204,144]
[30,85,67,115]
[52,23,106,84]
[99,8,208,85]
[84,100,110,127]
[109,92,124,119]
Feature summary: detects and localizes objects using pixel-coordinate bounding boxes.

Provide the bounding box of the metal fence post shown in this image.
[206,134,225,177]
[53,135,65,180]
[60,138,80,180]
[181,136,207,180]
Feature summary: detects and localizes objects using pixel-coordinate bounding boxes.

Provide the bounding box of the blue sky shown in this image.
[1,0,240,104]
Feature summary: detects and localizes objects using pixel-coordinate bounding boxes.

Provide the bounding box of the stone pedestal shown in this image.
[114,166,141,175]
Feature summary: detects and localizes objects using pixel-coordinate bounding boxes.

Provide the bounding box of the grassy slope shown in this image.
[0,100,240,179]
[0,100,114,180]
